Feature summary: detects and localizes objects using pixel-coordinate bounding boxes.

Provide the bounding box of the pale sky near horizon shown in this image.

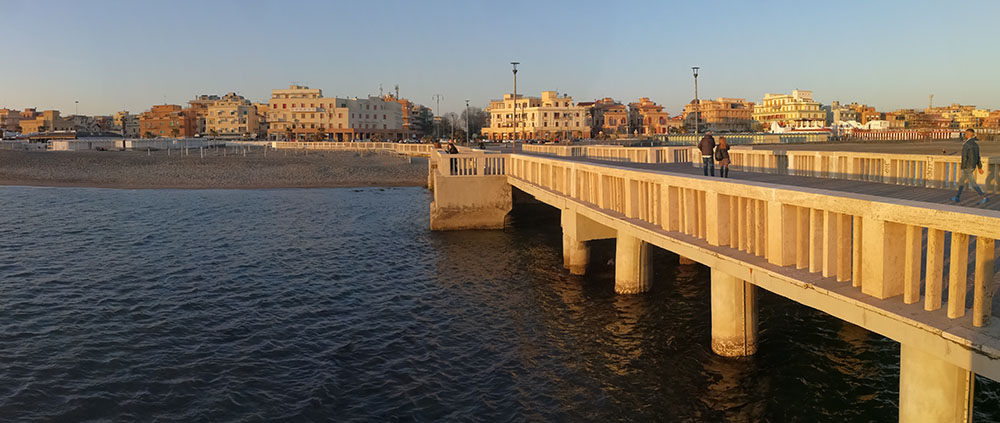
[3,0,998,116]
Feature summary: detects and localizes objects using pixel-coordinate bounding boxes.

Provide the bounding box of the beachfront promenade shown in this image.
[413,142,1000,423]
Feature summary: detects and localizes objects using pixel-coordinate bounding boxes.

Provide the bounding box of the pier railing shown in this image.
[431,149,509,177]
[522,144,695,164]
[508,154,999,327]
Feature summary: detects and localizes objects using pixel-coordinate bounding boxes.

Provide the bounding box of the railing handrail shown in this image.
[511,153,1000,239]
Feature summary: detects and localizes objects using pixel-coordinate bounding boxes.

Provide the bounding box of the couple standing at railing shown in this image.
[697,132,731,178]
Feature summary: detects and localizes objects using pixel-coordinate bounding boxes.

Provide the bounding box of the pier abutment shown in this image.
[710,269,758,357]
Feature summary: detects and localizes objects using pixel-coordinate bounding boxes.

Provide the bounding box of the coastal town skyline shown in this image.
[4,1,1000,116]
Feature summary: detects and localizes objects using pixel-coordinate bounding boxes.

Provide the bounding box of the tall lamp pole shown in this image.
[511,61,519,142]
[691,67,700,136]
[465,99,470,145]
[432,94,443,140]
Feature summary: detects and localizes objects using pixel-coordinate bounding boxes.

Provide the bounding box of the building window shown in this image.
[383,114,386,119]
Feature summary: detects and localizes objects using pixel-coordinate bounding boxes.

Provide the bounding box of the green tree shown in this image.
[285,126,294,141]
[170,127,180,138]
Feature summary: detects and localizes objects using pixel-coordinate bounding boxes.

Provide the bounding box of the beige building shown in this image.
[266,85,404,141]
[19,110,73,134]
[684,97,755,132]
[205,93,260,138]
[753,90,825,130]
[0,108,22,132]
[482,91,590,141]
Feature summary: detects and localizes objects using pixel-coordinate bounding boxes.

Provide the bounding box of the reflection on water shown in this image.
[0,186,996,422]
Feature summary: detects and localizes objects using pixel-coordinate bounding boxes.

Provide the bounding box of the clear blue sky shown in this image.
[3,0,998,116]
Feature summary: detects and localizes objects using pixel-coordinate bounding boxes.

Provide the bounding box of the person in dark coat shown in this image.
[951,128,988,205]
[715,136,731,178]
[697,131,716,176]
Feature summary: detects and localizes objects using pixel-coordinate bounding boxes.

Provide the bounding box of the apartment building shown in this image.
[113,111,140,138]
[266,85,404,141]
[482,91,590,141]
[752,90,826,130]
[18,110,73,133]
[138,105,196,138]
[205,93,260,138]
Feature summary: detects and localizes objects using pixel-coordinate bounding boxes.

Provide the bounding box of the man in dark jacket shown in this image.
[698,131,716,176]
[951,128,988,205]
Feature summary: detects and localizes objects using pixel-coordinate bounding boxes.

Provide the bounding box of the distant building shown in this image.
[825,101,858,125]
[187,94,220,136]
[753,90,825,130]
[683,97,755,132]
[19,110,73,134]
[266,85,404,141]
[114,111,140,138]
[0,108,22,132]
[205,93,259,138]
[138,105,196,138]
[482,91,590,141]
[630,97,679,135]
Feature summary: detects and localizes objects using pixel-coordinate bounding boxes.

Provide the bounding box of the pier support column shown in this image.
[711,269,758,357]
[615,233,651,294]
[562,234,589,275]
[899,344,974,423]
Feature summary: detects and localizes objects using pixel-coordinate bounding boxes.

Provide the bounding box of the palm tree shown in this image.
[209,129,218,139]
[285,126,294,141]
[170,127,180,138]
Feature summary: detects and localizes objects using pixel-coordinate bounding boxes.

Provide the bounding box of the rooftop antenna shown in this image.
[929,94,934,109]
[395,84,399,99]
[379,84,383,97]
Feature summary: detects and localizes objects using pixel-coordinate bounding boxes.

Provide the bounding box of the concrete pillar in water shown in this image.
[562,234,589,275]
[899,344,974,423]
[711,269,758,357]
[615,233,651,294]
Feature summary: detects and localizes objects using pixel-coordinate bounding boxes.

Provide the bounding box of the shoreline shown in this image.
[0,149,428,190]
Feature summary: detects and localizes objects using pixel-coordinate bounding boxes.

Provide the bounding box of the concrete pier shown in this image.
[615,233,651,294]
[899,344,974,423]
[425,143,1000,419]
[711,269,758,357]
[562,234,589,275]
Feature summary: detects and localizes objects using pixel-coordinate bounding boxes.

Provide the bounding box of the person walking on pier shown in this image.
[715,136,731,178]
[698,131,716,176]
[951,128,989,205]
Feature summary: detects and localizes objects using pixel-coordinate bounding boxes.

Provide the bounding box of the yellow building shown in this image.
[683,97,755,132]
[19,110,73,134]
[266,85,404,141]
[753,90,825,130]
[483,91,590,141]
[205,93,260,138]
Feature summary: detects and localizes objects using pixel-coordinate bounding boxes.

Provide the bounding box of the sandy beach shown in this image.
[0,148,427,189]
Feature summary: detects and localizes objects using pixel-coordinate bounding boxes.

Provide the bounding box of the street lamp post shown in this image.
[511,61,519,143]
[465,99,470,145]
[432,94,443,140]
[691,67,700,136]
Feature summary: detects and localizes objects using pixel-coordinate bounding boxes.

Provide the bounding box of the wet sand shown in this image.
[0,149,427,189]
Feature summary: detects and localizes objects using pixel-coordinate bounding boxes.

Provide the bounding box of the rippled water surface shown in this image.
[0,186,997,422]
